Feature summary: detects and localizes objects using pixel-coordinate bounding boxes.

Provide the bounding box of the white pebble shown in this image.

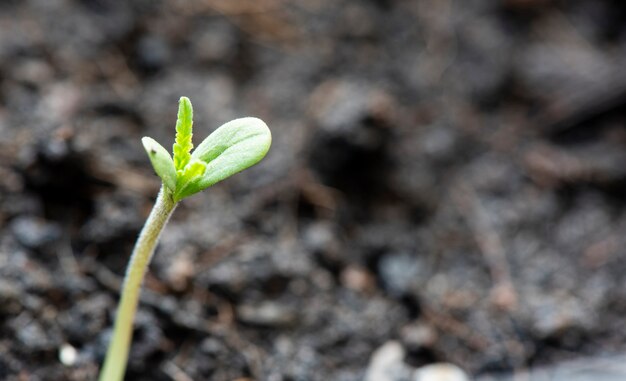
[365,341,411,381]
[59,343,78,366]
[414,363,470,381]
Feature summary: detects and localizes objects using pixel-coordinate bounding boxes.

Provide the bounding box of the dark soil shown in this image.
[1,1,626,380]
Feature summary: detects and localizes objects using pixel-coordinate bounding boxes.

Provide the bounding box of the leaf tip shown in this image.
[141,136,157,154]
[178,96,193,119]
[241,117,272,155]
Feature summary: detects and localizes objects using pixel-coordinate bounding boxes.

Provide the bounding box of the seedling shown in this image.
[98,97,271,381]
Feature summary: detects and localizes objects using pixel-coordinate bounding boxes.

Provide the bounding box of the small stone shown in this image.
[200,338,224,355]
[365,341,412,381]
[340,266,376,293]
[237,302,298,327]
[414,363,470,381]
[401,322,437,349]
[43,138,70,161]
[302,222,335,252]
[59,343,78,366]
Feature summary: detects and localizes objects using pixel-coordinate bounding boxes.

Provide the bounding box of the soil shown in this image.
[1,1,626,380]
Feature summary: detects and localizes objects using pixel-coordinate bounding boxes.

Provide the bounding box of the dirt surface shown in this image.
[0,0,626,380]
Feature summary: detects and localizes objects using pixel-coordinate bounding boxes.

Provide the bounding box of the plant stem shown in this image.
[99,187,177,381]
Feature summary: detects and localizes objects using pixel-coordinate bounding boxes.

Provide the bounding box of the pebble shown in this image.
[365,342,470,381]
[340,265,376,293]
[401,322,437,349]
[237,301,298,327]
[476,353,626,381]
[364,341,412,381]
[302,222,336,253]
[414,363,470,381]
[59,343,78,366]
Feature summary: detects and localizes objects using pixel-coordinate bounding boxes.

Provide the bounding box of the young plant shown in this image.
[98,97,271,381]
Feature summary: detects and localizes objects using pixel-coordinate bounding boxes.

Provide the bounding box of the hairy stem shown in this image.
[99,188,177,381]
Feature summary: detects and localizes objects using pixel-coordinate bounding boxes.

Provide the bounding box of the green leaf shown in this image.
[172,96,193,171]
[173,117,271,199]
[142,137,177,191]
[174,159,207,202]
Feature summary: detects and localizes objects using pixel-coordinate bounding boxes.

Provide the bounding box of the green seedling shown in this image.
[98,97,271,381]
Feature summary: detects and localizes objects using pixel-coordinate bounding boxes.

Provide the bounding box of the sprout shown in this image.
[142,97,271,202]
[99,97,271,381]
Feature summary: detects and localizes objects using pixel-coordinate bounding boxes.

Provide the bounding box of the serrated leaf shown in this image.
[174,159,207,202]
[176,117,271,199]
[182,158,207,180]
[172,96,193,171]
[142,137,177,191]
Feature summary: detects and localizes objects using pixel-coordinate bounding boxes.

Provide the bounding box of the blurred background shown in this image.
[0,0,626,380]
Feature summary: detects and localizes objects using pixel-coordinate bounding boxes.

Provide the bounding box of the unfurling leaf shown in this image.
[174,159,207,201]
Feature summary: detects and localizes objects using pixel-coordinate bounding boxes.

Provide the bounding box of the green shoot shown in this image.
[98,97,271,381]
